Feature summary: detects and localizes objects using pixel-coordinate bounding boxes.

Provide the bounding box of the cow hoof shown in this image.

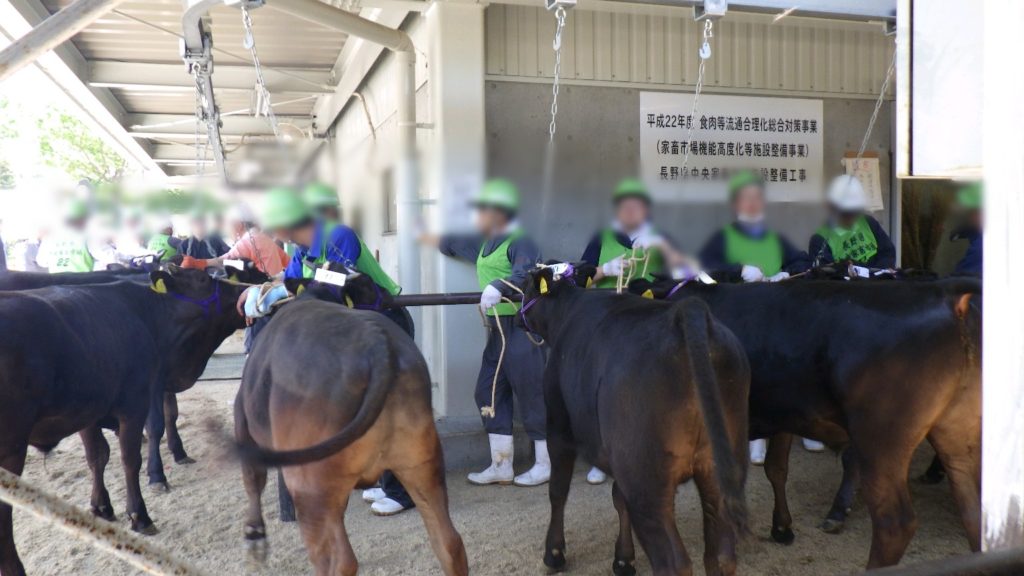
[819,518,845,534]
[246,537,269,564]
[91,504,116,521]
[544,548,567,573]
[612,559,636,576]
[130,515,159,536]
[175,456,197,465]
[148,481,171,494]
[770,525,795,545]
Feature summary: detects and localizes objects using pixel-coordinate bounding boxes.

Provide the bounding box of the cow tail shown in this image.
[944,280,982,369]
[236,321,397,468]
[674,298,749,537]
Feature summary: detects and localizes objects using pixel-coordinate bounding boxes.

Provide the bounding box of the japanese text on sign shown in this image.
[640,92,824,202]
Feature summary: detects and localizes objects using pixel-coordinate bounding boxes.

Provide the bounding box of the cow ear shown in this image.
[228,272,239,283]
[539,277,549,294]
[344,294,354,308]
[149,271,173,294]
[296,284,306,295]
[641,289,654,299]
[585,276,593,288]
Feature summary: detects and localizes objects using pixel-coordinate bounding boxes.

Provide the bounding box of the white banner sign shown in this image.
[640,92,824,202]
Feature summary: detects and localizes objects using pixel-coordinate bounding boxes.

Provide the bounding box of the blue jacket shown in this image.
[284,220,362,279]
[953,230,982,277]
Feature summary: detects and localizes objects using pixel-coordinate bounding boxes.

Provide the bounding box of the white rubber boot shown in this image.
[586,467,608,485]
[371,497,412,517]
[467,434,514,485]
[802,437,826,452]
[750,439,767,466]
[361,487,386,503]
[514,440,551,487]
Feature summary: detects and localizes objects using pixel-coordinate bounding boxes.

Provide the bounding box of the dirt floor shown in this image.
[14,378,969,576]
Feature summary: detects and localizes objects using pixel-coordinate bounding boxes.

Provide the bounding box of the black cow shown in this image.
[632,276,981,569]
[0,268,146,290]
[520,264,749,576]
[0,268,247,576]
[233,270,468,576]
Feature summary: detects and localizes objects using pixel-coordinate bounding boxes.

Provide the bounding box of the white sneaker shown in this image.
[586,467,608,485]
[361,487,386,503]
[750,439,767,466]
[468,434,514,486]
[802,438,826,452]
[514,440,551,487]
[370,497,411,517]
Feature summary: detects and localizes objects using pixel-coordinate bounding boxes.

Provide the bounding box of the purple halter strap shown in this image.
[665,278,691,299]
[170,280,222,318]
[517,263,576,335]
[353,282,385,311]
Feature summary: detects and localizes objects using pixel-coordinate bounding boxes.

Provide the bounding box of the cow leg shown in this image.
[80,426,116,521]
[927,400,982,552]
[622,482,692,576]
[693,463,737,576]
[234,397,269,562]
[0,444,28,576]
[118,414,157,535]
[857,448,918,569]
[164,393,193,465]
[918,455,946,485]
[543,378,575,572]
[821,447,859,534]
[764,433,795,544]
[611,481,636,576]
[145,390,169,491]
[278,469,297,522]
[291,492,336,576]
[393,450,469,576]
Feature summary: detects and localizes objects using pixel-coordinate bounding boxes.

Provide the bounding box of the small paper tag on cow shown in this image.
[849,265,871,279]
[224,259,244,270]
[314,268,347,287]
[547,262,571,280]
[697,272,716,285]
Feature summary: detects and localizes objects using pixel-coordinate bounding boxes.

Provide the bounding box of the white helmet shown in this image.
[826,175,867,212]
[226,203,255,224]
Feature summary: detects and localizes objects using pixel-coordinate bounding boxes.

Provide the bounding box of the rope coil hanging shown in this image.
[680,18,715,177]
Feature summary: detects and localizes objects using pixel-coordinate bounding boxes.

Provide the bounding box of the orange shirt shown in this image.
[225,230,289,276]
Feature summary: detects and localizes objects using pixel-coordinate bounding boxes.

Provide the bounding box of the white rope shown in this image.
[240,3,280,139]
[0,468,207,576]
[680,19,714,176]
[856,43,897,160]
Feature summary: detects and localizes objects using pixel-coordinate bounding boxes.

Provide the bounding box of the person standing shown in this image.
[699,170,811,282]
[951,182,983,277]
[180,212,231,259]
[302,182,343,223]
[253,187,415,517]
[423,179,550,487]
[37,199,99,273]
[182,203,289,277]
[809,175,896,269]
[146,218,181,262]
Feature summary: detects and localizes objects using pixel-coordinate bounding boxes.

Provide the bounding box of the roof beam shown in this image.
[492,0,895,22]
[0,0,162,175]
[126,113,313,137]
[88,60,334,94]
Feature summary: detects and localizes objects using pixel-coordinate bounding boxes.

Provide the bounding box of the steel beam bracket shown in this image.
[544,0,576,11]
[694,0,727,20]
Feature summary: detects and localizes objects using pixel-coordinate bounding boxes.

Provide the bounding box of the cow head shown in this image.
[283,262,392,311]
[518,262,595,338]
[149,265,247,329]
[628,276,679,300]
[219,258,272,285]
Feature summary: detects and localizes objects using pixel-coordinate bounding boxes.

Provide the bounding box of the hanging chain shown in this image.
[241,3,280,139]
[193,72,209,179]
[856,43,897,159]
[548,6,567,141]
[680,18,714,176]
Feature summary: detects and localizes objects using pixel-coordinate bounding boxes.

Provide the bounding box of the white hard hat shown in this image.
[226,203,255,224]
[826,175,867,212]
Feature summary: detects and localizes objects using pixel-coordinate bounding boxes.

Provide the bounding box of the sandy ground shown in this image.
[14,378,969,576]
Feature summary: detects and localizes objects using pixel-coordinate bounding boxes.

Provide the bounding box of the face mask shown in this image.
[736,212,765,225]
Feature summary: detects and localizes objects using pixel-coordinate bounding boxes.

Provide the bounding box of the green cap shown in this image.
[303,182,340,209]
[728,170,764,198]
[473,179,520,211]
[260,187,311,230]
[64,198,89,221]
[956,182,983,210]
[612,178,651,203]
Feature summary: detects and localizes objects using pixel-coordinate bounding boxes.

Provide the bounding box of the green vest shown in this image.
[48,233,94,273]
[723,224,784,277]
[595,227,664,289]
[476,231,522,317]
[300,223,401,296]
[146,234,178,261]
[817,216,878,264]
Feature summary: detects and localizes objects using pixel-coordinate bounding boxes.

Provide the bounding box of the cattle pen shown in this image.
[0,0,1022,576]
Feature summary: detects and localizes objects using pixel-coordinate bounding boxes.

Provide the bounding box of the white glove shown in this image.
[601,256,626,277]
[243,284,289,318]
[632,233,664,250]
[740,265,765,283]
[480,284,502,313]
[767,271,790,283]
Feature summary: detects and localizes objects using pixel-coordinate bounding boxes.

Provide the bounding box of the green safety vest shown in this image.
[816,215,878,264]
[476,231,522,317]
[595,227,664,289]
[48,233,94,273]
[723,224,784,277]
[146,234,178,261]
[300,223,402,296]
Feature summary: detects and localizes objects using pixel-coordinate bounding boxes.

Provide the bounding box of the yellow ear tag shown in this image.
[228,273,239,282]
[296,284,305,295]
[641,289,654,299]
[585,276,593,288]
[539,277,549,294]
[345,295,354,308]
[152,278,168,294]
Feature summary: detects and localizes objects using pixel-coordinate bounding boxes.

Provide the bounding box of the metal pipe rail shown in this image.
[392,291,519,307]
